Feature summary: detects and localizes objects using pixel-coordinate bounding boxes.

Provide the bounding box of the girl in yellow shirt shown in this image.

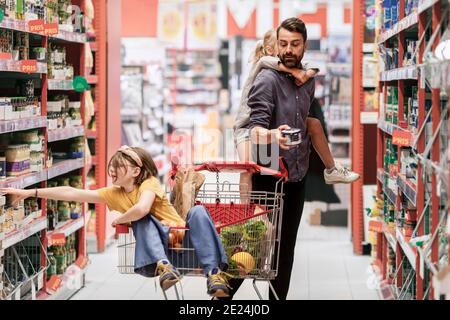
[1,146,231,298]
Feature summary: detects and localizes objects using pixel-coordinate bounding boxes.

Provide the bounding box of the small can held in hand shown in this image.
[281,128,302,146]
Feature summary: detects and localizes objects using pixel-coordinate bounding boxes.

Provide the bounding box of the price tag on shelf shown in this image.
[20,60,38,74]
[46,275,62,295]
[392,129,412,147]
[44,23,59,36]
[28,19,45,33]
[0,52,12,60]
[49,233,66,246]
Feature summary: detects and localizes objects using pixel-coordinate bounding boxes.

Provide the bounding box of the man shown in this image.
[226,17,315,300]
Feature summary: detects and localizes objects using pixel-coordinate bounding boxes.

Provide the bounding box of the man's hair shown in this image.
[277,17,307,42]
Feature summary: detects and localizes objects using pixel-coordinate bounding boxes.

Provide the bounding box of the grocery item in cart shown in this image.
[170,167,205,220]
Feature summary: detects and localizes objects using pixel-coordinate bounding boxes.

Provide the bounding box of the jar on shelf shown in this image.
[47,252,57,280]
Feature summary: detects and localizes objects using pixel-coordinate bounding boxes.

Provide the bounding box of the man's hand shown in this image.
[273,124,292,151]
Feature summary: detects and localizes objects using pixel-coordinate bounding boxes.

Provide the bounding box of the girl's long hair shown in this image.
[107,147,158,185]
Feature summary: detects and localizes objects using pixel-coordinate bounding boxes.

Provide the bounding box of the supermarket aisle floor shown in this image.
[71,203,379,300]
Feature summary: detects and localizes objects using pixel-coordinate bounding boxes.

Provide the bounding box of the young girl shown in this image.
[234,29,359,191]
[0,146,231,298]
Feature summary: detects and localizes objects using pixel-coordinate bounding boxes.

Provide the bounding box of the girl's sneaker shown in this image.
[156,260,182,291]
[207,268,232,298]
[324,163,360,184]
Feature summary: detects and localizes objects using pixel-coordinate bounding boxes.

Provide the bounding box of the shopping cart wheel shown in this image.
[252,279,279,300]
[162,281,184,300]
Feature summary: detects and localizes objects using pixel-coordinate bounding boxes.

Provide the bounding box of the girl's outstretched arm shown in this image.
[0,187,106,206]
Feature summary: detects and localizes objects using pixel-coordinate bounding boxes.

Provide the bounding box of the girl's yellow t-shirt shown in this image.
[97,177,185,226]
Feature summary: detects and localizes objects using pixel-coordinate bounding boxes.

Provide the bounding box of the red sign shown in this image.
[392,130,412,147]
[28,19,45,33]
[20,60,38,73]
[75,255,88,269]
[46,275,62,295]
[44,23,59,36]
[49,233,66,246]
[0,52,12,60]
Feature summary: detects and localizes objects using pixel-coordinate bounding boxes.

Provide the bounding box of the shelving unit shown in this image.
[164,48,222,164]
[361,0,449,300]
[120,60,168,181]
[85,0,108,253]
[0,0,89,300]
[352,0,382,255]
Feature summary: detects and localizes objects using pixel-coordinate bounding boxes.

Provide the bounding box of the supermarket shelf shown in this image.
[418,0,440,13]
[361,112,379,124]
[396,227,417,270]
[50,30,86,44]
[377,168,384,184]
[0,170,47,189]
[170,84,221,92]
[165,71,220,78]
[47,158,85,180]
[48,126,85,143]
[47,217,84,247]
[48,79,74,91]
[377,169,398,204]
[397,173,417,206]
[167,102,218,107]
[377,120,416,147]
[329,135,352,143]
[383,224,397,253]
[378,13,418,43]
[0,116,47,134]
[37,262,86,300]
[2,216,47,250]
[0,60,47,74]
[0,18,86,44]
[380,66,418,81]
[327,120,352,129]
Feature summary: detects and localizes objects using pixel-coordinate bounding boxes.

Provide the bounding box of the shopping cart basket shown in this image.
[116,160,288,300]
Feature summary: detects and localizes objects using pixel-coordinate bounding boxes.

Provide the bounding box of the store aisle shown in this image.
[71,204,379,300]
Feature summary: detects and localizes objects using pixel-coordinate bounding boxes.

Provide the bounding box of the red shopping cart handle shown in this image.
[193,157,289,181]
[115,224,130,234]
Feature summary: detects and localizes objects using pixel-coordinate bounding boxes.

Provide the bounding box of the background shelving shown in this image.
[361,0,450,300]
[0,0,90,300]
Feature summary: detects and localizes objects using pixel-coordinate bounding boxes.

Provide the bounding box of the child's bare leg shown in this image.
[307,118,335,170]
[236,140,253,200]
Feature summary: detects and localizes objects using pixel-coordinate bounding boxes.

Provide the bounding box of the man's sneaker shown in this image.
[156,260,181,291]
[324,163,360,184]
[207,268,232,298]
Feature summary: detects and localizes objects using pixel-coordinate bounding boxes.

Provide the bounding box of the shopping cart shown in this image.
[115,160,288,300]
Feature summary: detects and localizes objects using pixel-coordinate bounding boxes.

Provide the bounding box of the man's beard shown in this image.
[280,52,303,68]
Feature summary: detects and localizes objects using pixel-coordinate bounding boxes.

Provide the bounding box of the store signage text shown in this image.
[44,23,59,36]
[20,60,38,73]
[28,20,45,33]
[392,130,411,147]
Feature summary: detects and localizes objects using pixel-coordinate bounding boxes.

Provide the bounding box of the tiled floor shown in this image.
[71,202,380,300]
